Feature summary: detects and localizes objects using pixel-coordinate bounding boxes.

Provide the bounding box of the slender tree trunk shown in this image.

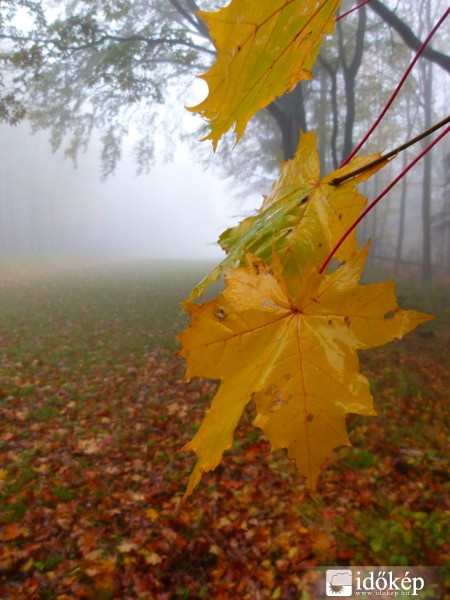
[421,125,433,281]
[394,151,408,274]
[319,56,339,169]
[369,171,380,267]
[420,1,433,282]
[394,96,416,273]
[317,67,329,176]
[338,3,367,163]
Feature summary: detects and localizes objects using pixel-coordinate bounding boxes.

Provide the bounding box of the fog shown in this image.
[1,0,449,284]
[0,122,259,260]
[1,119,449,276]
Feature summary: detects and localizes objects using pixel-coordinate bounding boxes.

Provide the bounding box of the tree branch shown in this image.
[319,122,450,274]
[329,114,450,186]
[0,31,215,56]
[167,0,209,40]
[171,0,210,40]
[341,6,449,166]
[369,0,450,74]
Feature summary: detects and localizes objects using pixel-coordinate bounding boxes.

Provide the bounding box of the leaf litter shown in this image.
[0,262,448,598]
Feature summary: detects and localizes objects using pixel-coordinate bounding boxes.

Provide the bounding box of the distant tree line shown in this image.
[0,0,449,277]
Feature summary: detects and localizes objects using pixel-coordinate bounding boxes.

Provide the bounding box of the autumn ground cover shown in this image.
[0,257,448,599]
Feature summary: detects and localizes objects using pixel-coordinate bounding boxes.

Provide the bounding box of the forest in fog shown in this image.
[0,0,449,277]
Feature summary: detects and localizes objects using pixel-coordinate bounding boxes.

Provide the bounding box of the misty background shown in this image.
[0,120,260,260]
[0,0,449,277]
[1,113,448,268]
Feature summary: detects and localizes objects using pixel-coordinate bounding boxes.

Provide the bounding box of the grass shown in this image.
[0,256,448,598]
[0,257,217,363]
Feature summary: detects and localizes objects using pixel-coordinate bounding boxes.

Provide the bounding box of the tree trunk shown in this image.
[420,2,434,282]
[267,85,307,161]
[421,126,433,281]
[319,56,339,170]
[338,3,367,164]
[394,95,416,274]
[394,150,408,274]
[317,66,329,175]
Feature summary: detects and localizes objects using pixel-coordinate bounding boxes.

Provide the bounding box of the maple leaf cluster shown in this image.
[180,3,433,498]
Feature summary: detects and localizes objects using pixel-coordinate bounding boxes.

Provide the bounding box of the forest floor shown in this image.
[0,257,448,599]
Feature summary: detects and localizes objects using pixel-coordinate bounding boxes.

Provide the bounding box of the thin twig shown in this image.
[336,0,372,22]
[340,6,450,167]
[318,124,450,274]
[328,115,450,186]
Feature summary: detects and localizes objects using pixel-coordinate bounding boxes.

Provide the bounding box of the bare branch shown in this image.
[0,31,215,56]
[369,0,450,74]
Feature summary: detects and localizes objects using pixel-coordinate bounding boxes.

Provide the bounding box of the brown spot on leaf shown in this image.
[214,305,227,321]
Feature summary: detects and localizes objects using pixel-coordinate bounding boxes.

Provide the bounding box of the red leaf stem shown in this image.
[336,0,372,22]
[340,6,450,167]
[329,115,450,187]
[318,124,450,274]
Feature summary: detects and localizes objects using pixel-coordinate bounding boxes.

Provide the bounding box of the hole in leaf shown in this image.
[326,258,341,274]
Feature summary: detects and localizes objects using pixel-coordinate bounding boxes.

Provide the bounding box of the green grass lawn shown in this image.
[0,257,217,360]
[0,257,448,598]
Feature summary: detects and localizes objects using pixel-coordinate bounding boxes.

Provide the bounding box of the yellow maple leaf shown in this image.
[190,0,342,149]
[145,508,159,521]
[180,249,432,499]
[186,131,387,302]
